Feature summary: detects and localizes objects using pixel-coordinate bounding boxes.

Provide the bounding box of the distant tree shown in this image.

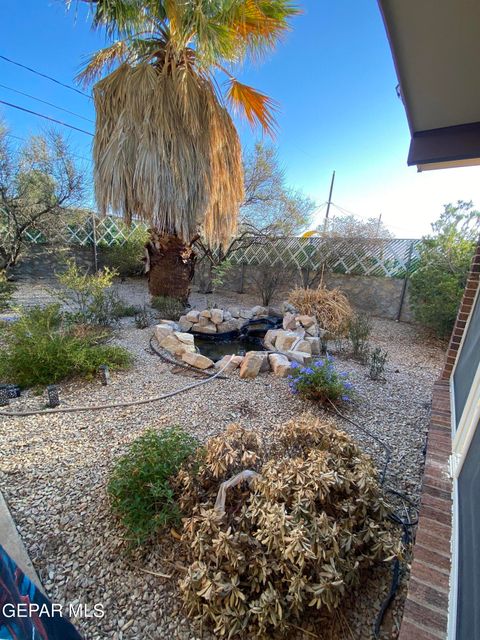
[321,213,392,239]
[195,142,316,292]
[409,201,480,338]
[0,123,84,270]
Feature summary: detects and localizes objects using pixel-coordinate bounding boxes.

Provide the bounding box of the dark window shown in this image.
[456,414,480,639]
[453,293,480,429]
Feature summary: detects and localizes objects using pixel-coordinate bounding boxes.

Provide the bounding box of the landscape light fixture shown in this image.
[99,364,110,385]
[0,387,9,407]
[46,385,60,408]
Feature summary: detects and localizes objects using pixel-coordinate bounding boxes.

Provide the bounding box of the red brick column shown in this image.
[441,238,480,380]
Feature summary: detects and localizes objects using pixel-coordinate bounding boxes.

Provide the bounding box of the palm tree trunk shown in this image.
[144,230,196,303]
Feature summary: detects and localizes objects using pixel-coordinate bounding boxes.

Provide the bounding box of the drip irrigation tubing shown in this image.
[148,336,227,379]
[324,400,419,637]
[0,348,229,418]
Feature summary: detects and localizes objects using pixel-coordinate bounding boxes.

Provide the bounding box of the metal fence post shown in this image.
[397,241,414,321]
[91,214,98,273]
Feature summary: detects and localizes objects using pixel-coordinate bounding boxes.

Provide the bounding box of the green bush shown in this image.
[0,304,131,387]
[102,227,149,279]
[409,202,479,338]
[0,271,15,311]
[151,295,185,320]
[108,427,198,545]
[348,313,371,362]
[288,355,354,404]
[56,259,128,325]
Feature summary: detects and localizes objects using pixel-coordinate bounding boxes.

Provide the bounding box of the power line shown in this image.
[0,54,91,99]
[0,99,94,137]
[0,83,94,123]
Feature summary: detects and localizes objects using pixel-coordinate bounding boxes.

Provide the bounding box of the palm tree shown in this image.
[73,0,297,302]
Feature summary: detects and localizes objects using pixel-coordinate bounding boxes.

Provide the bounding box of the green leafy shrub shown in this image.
[410,202,479,338]
[348,313,371,362]
[56,259,127,325]
[178,418,400,639]
[102,226,149,279]
[0,304,131,387]
[108,427,198,545]
[0,271,15,311]
[151,295,185,320]
[288,355,353,404]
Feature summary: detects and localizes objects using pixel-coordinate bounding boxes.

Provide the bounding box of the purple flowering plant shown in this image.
[288,354,354,404]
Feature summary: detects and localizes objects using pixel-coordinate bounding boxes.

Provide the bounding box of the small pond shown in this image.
[191,317,282,362]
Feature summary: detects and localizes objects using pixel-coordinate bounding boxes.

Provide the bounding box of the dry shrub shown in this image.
[288,286,352,337]
[177,416,401,639]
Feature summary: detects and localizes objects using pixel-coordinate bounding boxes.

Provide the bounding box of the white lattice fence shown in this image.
[17,215,419,277]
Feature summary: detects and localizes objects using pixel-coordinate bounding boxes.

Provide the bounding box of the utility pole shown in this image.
[322,170,335,234]
[376,213,382,237]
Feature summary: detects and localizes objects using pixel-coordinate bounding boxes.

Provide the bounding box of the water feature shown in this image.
[191,317,282,362]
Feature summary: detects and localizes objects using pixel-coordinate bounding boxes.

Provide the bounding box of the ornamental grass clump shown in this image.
[177,418,401,639]
[288,355,353,404]
[288,285,352,338]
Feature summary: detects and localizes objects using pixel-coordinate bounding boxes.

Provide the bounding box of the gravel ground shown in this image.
[0,313,445,640]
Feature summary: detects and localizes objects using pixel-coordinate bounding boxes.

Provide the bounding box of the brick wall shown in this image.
[399,238,480,639]
[441,239,480,380]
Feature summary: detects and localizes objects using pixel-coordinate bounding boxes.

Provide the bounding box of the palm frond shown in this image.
[93,63,243,246]
[226,77,278,137]
[77,41,130,86]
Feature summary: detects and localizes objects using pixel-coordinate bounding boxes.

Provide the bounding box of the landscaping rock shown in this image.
[286,350,313,365]
[199,309,211,318]
[252,305,268,317]
[210,309,224,324]
[239,309,253,320]
[191,322,217,334]
[174,332,195,346]
[223,311,232,321]
[186,309,200,323]
[198,315,212,327]
[275,331,300,352]
[306,324,319,337]
[217,320,238,333]
[283,312,297,331]
[154,324,174,341]
[268,353,291,377]
[239,351,264,379]
[159,334,195,356]
[292,339,312,355]
[305,336,321,354]
[181,351,214,370]
[297,315,315,328]
[263,329,282,349]
[214,354,243,373]
[228,307,240,318]
[178,316,193,332]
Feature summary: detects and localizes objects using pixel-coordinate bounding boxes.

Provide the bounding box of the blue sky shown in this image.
[1,0,479,237]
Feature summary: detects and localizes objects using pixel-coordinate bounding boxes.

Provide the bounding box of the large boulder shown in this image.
[182,351,214,370]
[186,309,200,323]
[160,333,196,356]
[275,331,300,352]
[192,322,217,334]
[283,312,297,331]
[297,315,315,329]
[286,350,312,366]
[178,315,193,332]
[210,308,224,324]
[214,354,243,374]
[305,336,321,354]
[268,353,291,378]
[217,320,238,333]
[263,329,282,349]
[154,324,174,342]
[239,351,264,379]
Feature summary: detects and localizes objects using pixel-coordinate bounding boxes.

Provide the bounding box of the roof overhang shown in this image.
[378,0,480,171]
